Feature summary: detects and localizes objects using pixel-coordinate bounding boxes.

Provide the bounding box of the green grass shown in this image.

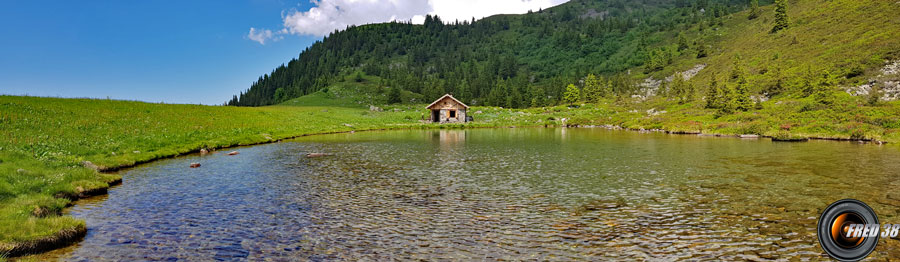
[4,84,900,256]
[0,95,427,256]
[4,1,900,255]
[658,0,900,95]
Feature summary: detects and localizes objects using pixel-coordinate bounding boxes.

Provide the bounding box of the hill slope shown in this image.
[229,0,753,107]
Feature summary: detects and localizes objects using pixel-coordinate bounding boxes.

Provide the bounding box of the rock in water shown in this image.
[189,162,201,168]
[306,153,333,158]
[200,148,209,155]
[227,151,239,156]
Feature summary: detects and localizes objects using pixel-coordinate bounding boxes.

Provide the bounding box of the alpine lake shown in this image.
[31,128,900,261]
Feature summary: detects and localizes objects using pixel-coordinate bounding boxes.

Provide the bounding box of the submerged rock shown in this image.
[227,151,239,156]
[306,153,333,158]
[189,162,201,168]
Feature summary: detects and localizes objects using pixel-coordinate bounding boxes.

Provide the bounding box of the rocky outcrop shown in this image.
[81,161,99,171]
[845,60,900,101]
[634,64,706,100]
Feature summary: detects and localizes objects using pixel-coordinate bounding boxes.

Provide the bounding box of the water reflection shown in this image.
[32,128,900,261]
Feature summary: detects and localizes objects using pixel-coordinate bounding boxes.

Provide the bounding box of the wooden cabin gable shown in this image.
[426,94,470,123]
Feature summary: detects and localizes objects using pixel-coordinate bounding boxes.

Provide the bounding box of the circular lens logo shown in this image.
[818,199,880,261]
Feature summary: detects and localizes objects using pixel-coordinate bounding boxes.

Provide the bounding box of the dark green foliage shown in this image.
[387,87,403,104]
[696,42,708,58]
[705,75,722,109]
[274,88,286,103]
[734,76,753,111]
[731,62,753,111]
[720,84,738,115]
[677,32,689,52]
[771,0,789,33]
[229,0,752,107]
[748,0,760,20]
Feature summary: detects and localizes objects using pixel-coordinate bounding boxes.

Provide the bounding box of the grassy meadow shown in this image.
[0,95,426,256]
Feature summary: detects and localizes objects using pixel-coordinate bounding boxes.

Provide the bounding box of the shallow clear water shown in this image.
[35,128,900,260]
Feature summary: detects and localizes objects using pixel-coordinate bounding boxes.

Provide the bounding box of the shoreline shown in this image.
[7,122,891,258]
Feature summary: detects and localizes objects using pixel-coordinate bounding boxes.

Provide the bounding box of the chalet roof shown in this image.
[425,94,469,109]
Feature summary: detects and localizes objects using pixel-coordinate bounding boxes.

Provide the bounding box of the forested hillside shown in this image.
[229,0,756,107]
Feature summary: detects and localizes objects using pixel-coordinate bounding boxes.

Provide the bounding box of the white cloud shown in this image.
[429,0,567,24]
[247,27,281,45]
[282,0,432,37]
[248,0,568,42]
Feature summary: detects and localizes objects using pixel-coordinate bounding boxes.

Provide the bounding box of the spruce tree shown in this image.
[813,71,837,105]
[771,0,789,33]
[387,87,402,104]
[748,0,760,20]
[696,43,708,58]
[705,74,721,109]
[720,84,738,115]
[582,74,604,103]
[735,75,753,111]
[677,33,689,52]
[671,73,688,104]
[562,84,580,105]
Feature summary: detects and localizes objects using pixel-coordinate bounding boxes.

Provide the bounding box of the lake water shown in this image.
[35,128,900,260]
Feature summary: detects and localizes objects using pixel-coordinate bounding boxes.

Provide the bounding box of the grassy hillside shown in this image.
[659,0,900,94]
[230,0,753,106]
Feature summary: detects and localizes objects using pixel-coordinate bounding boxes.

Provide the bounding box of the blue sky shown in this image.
[0,0,566,105]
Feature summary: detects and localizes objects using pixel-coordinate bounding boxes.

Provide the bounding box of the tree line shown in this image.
[229,0,756,107]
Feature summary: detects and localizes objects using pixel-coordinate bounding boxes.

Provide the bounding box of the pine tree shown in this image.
[670,73,688,104]
[771,0,789,33]
[387,87,402,104]
[696,42,708,58]
[706,74,722,109]
[735,74,753,111]
[813,71,837,105]
[729,59,753,111]
[720,84,738,115]
[582,74,604,103]
[677,32,689,52]
[562,84,580,105]
[748,0,760,20]
[528,85,546,107]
